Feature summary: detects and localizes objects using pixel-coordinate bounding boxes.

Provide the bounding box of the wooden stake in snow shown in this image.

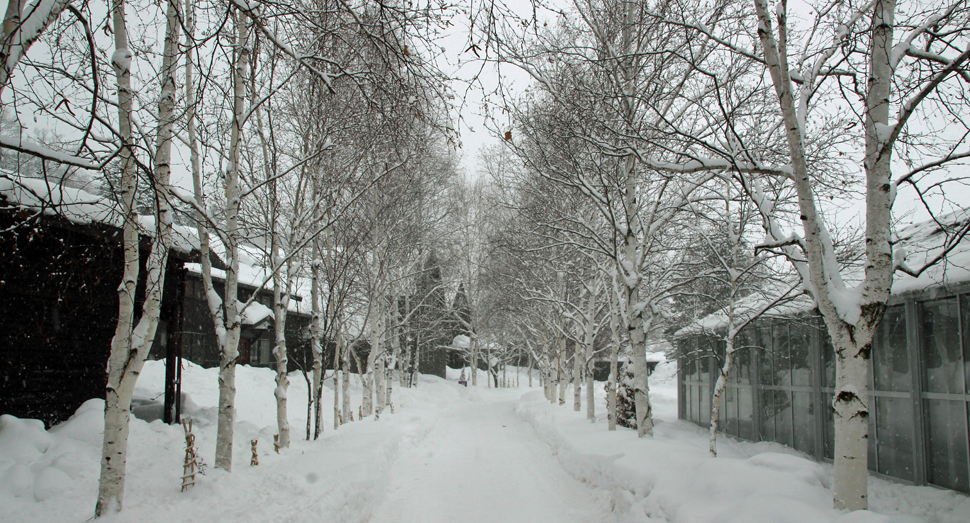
[250,440,258,466]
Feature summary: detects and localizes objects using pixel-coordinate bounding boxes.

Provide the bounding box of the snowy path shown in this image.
[367,393,614,523]
[7,363,968,523]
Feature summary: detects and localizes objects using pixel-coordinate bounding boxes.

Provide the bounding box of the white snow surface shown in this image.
[2,360,968,522]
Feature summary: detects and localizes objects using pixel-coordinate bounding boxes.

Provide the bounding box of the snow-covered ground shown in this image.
[2,360,968,522]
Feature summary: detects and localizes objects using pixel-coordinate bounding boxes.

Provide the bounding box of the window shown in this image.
[875,397,914,481]
[920,297,970,493]
[874,305,909,392]
[790,324,812,387]
[922,298,963,394]
[924,399,969,492]
[772,324,791,386]
[792,391,815,455]
[758,326,774,388]
[821,330,836,389]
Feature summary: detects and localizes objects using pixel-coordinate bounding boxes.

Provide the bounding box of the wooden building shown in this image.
[1,176,310,428]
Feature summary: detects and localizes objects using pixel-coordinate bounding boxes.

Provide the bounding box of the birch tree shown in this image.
[642,0,970,509]
[490,0,725,437]
[95,0,182,514]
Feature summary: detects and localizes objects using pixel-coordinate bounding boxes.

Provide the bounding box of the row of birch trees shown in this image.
[469,0,970,512]
[1,0,461,517]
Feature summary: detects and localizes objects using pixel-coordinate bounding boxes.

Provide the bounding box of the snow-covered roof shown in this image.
[891,206,970,295]
[0,174,198,255]
[1,174,119,227]
[240,300,274,326]
[184,262,311,316]
[676,208,970,338]
[452,334,471,349]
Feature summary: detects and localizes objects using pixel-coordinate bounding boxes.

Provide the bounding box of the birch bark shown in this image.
[95,0,179,513]
[607,284,621,431]
[750,0,904,508]
[311,229,324,436]
[212,8,250,471]
[0,0,70,96]
[584,288,597,421]
[573,335,582,412]
[341,329,351,421]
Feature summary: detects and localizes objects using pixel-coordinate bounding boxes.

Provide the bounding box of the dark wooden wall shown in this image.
[0,211,123,427]
[0,208,185,428]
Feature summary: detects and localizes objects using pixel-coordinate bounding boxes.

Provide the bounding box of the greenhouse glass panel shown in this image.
[963,295,970,394]
[758,327,774,387]
[736,342,752,386]
[700,356,711,390]
[684,381,691,421]
[725,386,738,435]
[821,330,836,389]
[790,324,813,387]
[687,385,697,421]
[869,404,878,472]
[792,391,816,455]
[924,399,969,493]
[761,389,775,442]
[739,385,755,440]
[875,397,914,481]
[773,390,794,447]
[823,393,835,460]
[922,298,964,394]
[699,383,711,426]
[773,324,791,386]
[873,305,909,392]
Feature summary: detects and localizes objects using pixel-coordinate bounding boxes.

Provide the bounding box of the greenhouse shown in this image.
[677,212,970,494]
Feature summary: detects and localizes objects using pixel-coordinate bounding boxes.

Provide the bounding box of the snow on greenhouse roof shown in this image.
[676,208,970,337]
[890,206,970,295]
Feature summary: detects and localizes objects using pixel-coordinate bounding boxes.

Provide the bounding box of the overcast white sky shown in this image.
[441,0,562,179]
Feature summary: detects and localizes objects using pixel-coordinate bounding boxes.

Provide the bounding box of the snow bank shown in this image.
[4,358,967,522]
[515,362,970,523]
[1,359,461,522]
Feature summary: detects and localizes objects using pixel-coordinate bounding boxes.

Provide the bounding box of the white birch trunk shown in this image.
[95,0,178,514]
[709,194,741,456]
[585,290,597,422]
[527,354,533,387]
[341,330,350,421]
[386,295,401,413]
[213,9,250,472]
[470,335,478,386]
[375,351,385,417]
[272,270,290,449]
[362,299,378,417]
[332,331,341,429]
[487,349,493,388]
[311,245,324,437]
[709,336,735,457]
[558,338,567,405]
[0,0,69,96]
[752,0,903,508]
[544,362,552,402]
[619,147,655,436]
[573,343,582,412]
